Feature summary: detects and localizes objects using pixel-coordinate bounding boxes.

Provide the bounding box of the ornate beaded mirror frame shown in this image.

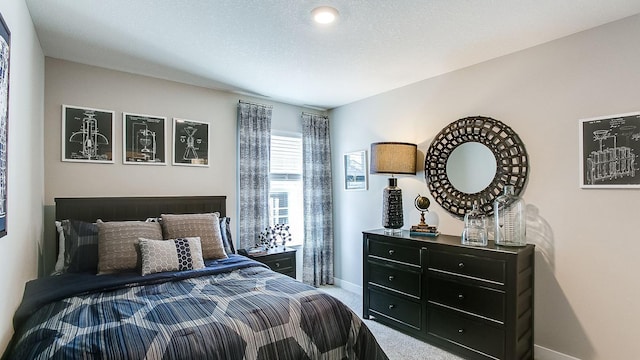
[425,116,529,218]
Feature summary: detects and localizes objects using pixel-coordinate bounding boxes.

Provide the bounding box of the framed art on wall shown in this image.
[123,112,167,165]
[344,150,367,190]
[0,12,10,238]
[62,105,114,163]
[172,118,209,166]
[579,112,640,188]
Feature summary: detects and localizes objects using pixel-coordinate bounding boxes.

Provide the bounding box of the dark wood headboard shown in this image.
[45,196,227,276]
[55,196,227,222]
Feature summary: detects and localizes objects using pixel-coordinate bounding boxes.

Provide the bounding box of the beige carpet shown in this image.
[319,285,463,360]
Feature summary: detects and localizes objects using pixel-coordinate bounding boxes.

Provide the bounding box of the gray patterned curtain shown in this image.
[302,113,334,286]
[238,101,272,250]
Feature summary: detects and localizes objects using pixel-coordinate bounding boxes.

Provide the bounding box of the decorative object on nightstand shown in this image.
[461,203,488,246]
[493,185,526,247]
[257,224,292,249]
[370,142,417,234]
[410,194,439,237]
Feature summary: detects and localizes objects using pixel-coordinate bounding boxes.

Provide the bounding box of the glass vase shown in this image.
[461,204,488,246]
[493,185,526,246]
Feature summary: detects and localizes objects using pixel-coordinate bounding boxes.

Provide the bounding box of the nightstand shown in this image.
[247,247,297,278]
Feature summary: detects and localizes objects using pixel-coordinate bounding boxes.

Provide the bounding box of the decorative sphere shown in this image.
[414,195,430,212]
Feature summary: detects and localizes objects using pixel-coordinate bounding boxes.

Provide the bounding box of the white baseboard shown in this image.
[332,277,362,296]
[333,278,580,360]
[534,345,581,360]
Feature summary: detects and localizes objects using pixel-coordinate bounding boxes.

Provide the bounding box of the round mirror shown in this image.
[446,142,497,194]
[425,116,529,218]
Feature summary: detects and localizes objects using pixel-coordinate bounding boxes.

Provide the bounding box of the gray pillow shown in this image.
[97,220,163,274]
[161,213,227,260]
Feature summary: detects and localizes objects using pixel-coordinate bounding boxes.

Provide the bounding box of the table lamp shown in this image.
[370,142,417,234]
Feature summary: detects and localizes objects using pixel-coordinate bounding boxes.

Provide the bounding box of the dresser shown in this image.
[247,247,297,279]
[363,230,534,360]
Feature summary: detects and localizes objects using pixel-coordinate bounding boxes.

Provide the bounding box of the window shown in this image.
[269,133,303,246]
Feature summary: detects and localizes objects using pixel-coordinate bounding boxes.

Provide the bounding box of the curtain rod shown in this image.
[302,111,328,118]
[238,100,273,109]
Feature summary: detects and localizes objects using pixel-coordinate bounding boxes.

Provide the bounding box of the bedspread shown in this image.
[4,259,387,360]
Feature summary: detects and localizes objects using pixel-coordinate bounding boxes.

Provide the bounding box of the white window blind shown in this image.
[269,133,303,246]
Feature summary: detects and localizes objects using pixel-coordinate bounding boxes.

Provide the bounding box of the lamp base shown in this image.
[384,228,403,235]
[382,177,404,230]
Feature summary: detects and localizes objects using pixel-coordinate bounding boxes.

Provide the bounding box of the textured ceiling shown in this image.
[26,0,640,110]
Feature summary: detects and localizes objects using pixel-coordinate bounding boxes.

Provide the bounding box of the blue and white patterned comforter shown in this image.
[4,256,387,360]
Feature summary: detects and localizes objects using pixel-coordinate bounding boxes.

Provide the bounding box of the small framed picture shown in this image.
[62,105,114,163]
[172,118,209,166]
[344,150,367,190]
[579,112,640,188]
[123,112,167,165]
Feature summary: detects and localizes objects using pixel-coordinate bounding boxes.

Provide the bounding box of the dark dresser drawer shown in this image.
[369,261,421,297]
[428,250,505,284]
[369,288,422,330]
[428,277,505,322]
[428,307,505,359]
[368,236,421,266]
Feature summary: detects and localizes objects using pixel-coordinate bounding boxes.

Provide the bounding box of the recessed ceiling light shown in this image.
[311,6,339,24]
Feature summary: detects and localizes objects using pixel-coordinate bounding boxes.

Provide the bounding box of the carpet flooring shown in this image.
[319,285,464,360]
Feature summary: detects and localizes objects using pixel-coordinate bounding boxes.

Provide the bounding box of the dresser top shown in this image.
[363,229,534,254]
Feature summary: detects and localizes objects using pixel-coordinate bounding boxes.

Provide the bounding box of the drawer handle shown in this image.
[388,275,395,281]
[458,329,465,334]
[388,249,395,256]
[457,294,464,301]
[458,262,465,269]
[275,262,280,268]
[388,304,396,310]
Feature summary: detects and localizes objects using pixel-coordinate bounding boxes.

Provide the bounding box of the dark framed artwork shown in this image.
[579,112,640,188]
[123,112,167,165]
[0,12,10,238]
[62,105,114,163]
[172,118,209,167]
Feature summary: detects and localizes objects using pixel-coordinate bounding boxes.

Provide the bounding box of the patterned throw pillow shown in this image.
[138,237,205,276]
[53,220,99,274]
[161,213,227,260]
[97,220,163,274]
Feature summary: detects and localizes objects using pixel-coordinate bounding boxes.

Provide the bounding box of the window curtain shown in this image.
[302,113,334,287]
[237,101,272,250]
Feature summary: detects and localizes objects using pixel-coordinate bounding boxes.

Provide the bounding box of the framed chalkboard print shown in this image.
[123,112,167,165]
[172,118,209,167]
[579,112,640,188]
[0,12,10,238]
[62,105,114,163]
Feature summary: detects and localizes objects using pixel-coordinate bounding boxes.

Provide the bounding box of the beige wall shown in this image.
[331,14,640,360]
[0,0,45,353]
[44,58,309,206]
[42,58,315,273]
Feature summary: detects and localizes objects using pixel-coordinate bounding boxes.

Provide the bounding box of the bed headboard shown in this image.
[55,196,227,222]
[45,196,227,276]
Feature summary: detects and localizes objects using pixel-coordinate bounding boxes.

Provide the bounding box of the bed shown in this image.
[3,196,387,360]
